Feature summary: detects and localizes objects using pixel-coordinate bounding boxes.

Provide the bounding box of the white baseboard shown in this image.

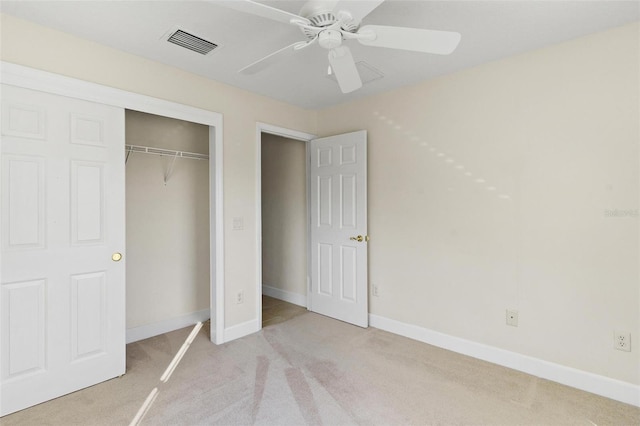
[262,284,307,307]
[224,318,260,342]
[126,309,210,344]
[369,314,640,408]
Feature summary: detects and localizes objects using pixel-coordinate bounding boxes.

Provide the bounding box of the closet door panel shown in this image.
[0,84,125,416]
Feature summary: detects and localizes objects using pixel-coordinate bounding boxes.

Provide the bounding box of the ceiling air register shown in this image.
[167,29,217,55]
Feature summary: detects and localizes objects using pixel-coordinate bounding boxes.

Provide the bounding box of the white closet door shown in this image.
[0,85,126,416]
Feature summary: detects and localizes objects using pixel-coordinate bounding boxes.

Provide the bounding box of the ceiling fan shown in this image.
[223,0,462,94]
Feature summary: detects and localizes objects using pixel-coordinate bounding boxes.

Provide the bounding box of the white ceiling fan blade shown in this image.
[333,0,384,23]
[219,0,311,25]
[358,25,461,55]
[239,39,315,75]
[327,46,362,94]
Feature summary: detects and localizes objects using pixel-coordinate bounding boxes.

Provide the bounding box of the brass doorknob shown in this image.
[350,235,366,242]
[112,252,123,262]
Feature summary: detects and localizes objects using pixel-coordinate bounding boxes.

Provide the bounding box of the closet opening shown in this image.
[125,110,211,342]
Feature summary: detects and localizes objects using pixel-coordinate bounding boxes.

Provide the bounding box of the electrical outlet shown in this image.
[614,332,631,352]
[372,284,380,297]
[236,291,244,305]
[506,309,518,327]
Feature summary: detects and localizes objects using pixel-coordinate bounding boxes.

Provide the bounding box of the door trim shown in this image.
[255,123,316,329]
[0,61,226,345]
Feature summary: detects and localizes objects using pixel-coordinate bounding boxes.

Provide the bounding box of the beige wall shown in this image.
[125,110,209,329]
[2,12,638,387]
[0,13,316,327]
[317,22,640,384]
[261,134,307,298]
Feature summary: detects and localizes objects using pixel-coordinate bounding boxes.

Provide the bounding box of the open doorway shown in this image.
[261,133,307,327]
[258,127,370,330]
[256,124,316,329]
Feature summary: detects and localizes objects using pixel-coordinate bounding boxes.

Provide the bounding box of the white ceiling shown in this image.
[2,1,638,109]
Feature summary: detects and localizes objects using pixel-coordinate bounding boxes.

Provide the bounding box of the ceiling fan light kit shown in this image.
[319,30,343,49]
[228,0,461,94]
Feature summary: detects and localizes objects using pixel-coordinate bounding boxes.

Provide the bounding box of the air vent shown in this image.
[167,29,217,55]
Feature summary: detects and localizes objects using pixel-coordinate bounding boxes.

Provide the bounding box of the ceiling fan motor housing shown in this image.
[300,2,336,26]
[299,1,338,39]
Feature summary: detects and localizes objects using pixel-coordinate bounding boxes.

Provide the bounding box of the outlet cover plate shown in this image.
[506,309,519,327]
[614,332,631,352]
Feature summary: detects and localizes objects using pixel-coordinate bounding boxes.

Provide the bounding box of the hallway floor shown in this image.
[262,295,307,328]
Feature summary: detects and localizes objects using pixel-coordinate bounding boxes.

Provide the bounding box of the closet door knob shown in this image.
[112,252,123,262]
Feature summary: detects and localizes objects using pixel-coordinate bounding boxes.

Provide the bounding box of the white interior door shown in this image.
[0,85,126,416]
[309,130,368,327]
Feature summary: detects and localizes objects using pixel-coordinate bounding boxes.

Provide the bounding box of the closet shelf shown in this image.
[125,144,209,161]
[125,144,209,185]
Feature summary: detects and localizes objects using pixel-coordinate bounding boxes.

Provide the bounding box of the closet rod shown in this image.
[125,144,209,161]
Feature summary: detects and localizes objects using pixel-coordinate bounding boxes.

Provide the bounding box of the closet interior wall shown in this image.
[125,110,210,332]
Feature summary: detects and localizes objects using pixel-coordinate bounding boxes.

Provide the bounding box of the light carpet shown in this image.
[3,311,639,425]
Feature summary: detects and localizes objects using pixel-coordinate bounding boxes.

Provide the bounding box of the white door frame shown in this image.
[255,123,316,328]
[0,62,226,344]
